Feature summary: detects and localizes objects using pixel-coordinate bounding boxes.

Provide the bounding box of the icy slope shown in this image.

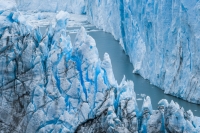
[87,0,200,104]
[15,0,85,14]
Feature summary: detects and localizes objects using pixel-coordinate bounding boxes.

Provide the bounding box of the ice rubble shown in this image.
[0,5,200,132]
[86,0,200,104]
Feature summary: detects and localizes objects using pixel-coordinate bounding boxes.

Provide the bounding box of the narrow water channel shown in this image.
[68,27,200,116]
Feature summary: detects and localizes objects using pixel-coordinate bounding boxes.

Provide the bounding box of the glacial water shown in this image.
[67,27,200,116]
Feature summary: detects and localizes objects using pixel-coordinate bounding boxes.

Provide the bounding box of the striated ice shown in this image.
[86,0,121,41]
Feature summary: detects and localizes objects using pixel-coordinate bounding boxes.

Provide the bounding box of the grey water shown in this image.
[67,27,200,116]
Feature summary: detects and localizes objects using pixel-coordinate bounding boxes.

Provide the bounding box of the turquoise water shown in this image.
[69,29,200,116]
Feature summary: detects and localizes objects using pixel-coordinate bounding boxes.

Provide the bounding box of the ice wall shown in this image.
[15,0,86,14]
[86,0,121,42]
[86,0,200,104]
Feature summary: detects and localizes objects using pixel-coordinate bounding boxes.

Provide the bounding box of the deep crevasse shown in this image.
[86,0,200,104]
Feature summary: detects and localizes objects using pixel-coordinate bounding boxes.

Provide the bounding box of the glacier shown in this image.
[0,1,200,132]
[16,0,85,14]
[86,0,200,104]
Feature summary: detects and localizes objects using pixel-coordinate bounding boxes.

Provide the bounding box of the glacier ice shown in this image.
[10,0,200,105]
[86,0,121,41]
[0,6,200,132]
[0,0,17,11]
[15,0,86,14]
[86,0,200,104]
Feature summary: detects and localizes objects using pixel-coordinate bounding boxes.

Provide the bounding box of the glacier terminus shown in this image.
[0,0,200,133]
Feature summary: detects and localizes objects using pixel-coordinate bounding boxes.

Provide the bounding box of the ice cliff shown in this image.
[86,0,200,104]
[1,3,200,132]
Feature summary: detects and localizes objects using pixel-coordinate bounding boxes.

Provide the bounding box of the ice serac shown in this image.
[86,0,200,104]
[0,7,136,132]
[15,0,86,14]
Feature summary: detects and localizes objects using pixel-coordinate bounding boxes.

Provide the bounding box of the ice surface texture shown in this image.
[15,0,85,14]
[0,6,200,132]
[87,0,200,104]
[0,8,109,132]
